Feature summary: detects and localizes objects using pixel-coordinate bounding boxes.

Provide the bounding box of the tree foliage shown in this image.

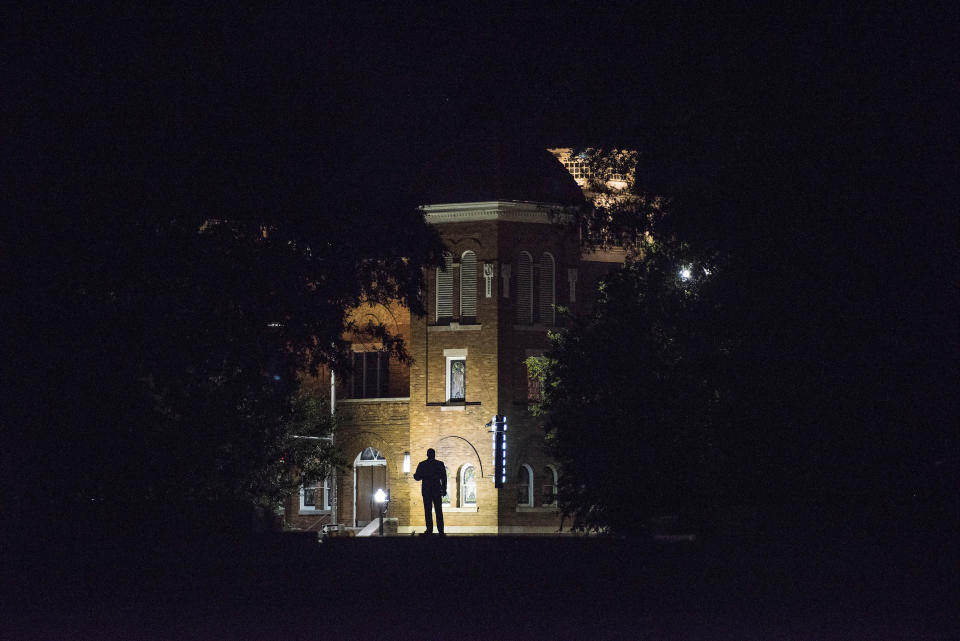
[560,148,662,256]
[538,8,956,540]
[5,17,446,546]
[9,203,440,543]
[531,239,729,534]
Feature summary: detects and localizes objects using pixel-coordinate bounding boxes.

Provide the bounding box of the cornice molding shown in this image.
[422,201,573,225]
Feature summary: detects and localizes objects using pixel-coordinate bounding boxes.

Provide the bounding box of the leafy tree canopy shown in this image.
[531,238,729,534]
[5,21,445,545]
[537,12,956,538]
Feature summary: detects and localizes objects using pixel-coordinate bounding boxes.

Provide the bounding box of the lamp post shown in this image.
[374,488,389,536]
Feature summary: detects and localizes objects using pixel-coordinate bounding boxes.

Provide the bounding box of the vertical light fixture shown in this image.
[490,415,507,488]
[402,451,411,474]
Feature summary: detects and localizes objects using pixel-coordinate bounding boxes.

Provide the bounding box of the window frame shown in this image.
[445,356,466,402]
[525,349,547,407]
[526,354,546,405]
[460,250,478,320]
[436,251,454,321]
[542,464,558,506]
[459,464,477,507]
[515,251,533,324]
[349,351,390,399]
[538,251,556,325]
[517,463,534,507]
[299,476,331,514]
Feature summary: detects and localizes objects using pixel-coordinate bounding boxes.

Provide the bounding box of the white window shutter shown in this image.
[460,251,477,318]
[436,252,453,319]
[516,251,533,324]
[539,252,555,324]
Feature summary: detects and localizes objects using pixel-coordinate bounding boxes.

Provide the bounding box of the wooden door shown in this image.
[356,465,387,526]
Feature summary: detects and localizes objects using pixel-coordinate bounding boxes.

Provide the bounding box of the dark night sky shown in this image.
[11,4,954,320]
[9,3,953,216]
[6,6,820,189]
[7,3,955,415]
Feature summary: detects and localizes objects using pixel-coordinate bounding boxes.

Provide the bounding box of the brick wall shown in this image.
[408,219,502,531]
[334,399,411,527]
[298,206,623,534]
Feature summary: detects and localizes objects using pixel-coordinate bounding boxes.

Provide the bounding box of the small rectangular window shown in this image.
[447,357,466,401]
[527,368,543,403]
[300,477,330,513]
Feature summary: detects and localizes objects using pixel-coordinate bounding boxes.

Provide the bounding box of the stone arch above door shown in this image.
[434,435,484,478]
[339,430,402,477]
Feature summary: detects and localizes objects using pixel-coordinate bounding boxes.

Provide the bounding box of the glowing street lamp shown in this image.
[374,488,389,536]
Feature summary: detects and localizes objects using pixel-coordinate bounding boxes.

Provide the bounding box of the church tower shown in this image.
[286,132,625,534]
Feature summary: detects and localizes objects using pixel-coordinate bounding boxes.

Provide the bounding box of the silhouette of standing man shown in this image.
[413,448,446,535]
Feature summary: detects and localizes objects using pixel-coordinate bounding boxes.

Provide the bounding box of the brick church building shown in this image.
[284,141,626,534]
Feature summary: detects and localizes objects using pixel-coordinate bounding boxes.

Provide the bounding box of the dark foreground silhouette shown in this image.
[413,448,447,535]
[3,534,955,640]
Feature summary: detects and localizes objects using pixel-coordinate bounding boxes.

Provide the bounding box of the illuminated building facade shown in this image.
[285,144,626,534]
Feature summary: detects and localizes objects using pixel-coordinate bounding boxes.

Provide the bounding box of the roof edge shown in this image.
[421,201,574,225]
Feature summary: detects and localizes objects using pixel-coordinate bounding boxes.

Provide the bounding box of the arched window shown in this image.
[517,464,534,506]
[542,465,558,506]
[516,251,533,324]
[460,250,477,320]
[359,447,386,461]
[436,251,453,320]
[538,252,555,324]
[459,465,477,507]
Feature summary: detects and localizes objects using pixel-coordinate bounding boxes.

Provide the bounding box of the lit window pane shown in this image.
[449,359,465,400]
[462,466,476,506]
[360,447,385,461]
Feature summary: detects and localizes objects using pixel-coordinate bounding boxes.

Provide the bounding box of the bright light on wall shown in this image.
[402,452,411,474]
[489,415,508,488]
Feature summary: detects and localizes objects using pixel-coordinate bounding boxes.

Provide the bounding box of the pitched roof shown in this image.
[414,124,584,206]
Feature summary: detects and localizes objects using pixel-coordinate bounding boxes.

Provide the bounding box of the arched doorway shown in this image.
[353,447,387,526]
